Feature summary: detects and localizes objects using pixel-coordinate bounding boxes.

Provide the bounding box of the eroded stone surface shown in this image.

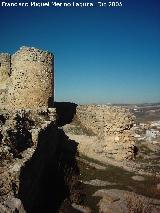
[0,47,54,109]
[0,108,57,208]
[76,105,136,160]
[0,107,80,212]
[93,189,160,213]
[0,47,82,213]
[0,53,11,108]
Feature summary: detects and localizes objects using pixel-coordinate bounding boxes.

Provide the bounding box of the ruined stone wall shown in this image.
[7,47,54,109]
[0,108,79,212]
[76,105,135,160]
[0,53,11,108]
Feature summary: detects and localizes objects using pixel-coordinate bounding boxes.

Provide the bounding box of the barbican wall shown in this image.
[76,105,135,160]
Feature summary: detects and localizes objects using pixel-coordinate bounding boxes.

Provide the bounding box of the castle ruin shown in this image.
[0,46,137,212]
[0,46,136,162]
[0,46,54,109]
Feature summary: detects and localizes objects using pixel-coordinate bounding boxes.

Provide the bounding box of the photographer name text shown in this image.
[1,1,123,8]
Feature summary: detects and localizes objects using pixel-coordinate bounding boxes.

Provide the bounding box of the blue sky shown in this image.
[0,0,160,104]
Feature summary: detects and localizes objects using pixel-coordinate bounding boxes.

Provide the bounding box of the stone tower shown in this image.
[0,53,11,108]
[7,47,54,109]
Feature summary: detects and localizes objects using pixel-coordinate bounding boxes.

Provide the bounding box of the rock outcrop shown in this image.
[0,108,79,212]
[93,189,160,213]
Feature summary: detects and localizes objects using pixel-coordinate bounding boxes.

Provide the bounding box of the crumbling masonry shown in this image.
[76,105,135,160]
[0,47,67,212]
[0,46,54,109]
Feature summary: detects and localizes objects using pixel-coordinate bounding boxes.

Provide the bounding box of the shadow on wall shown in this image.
[54,102,77,127]
[18,123,80,213]
[48,97,54,108]
[7,114,33,158]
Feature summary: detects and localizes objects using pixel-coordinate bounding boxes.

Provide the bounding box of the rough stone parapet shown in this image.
[76,105,136,160]
[12,46,53,64]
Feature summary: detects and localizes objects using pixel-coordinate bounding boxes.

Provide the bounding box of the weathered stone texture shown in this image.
[0,47,84,212]
[0,47,54,109]
[0,53,11,108]
[76,105,135,160]
[93,189,160,213]
[7,47,54,109]
[0,107,79,212]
